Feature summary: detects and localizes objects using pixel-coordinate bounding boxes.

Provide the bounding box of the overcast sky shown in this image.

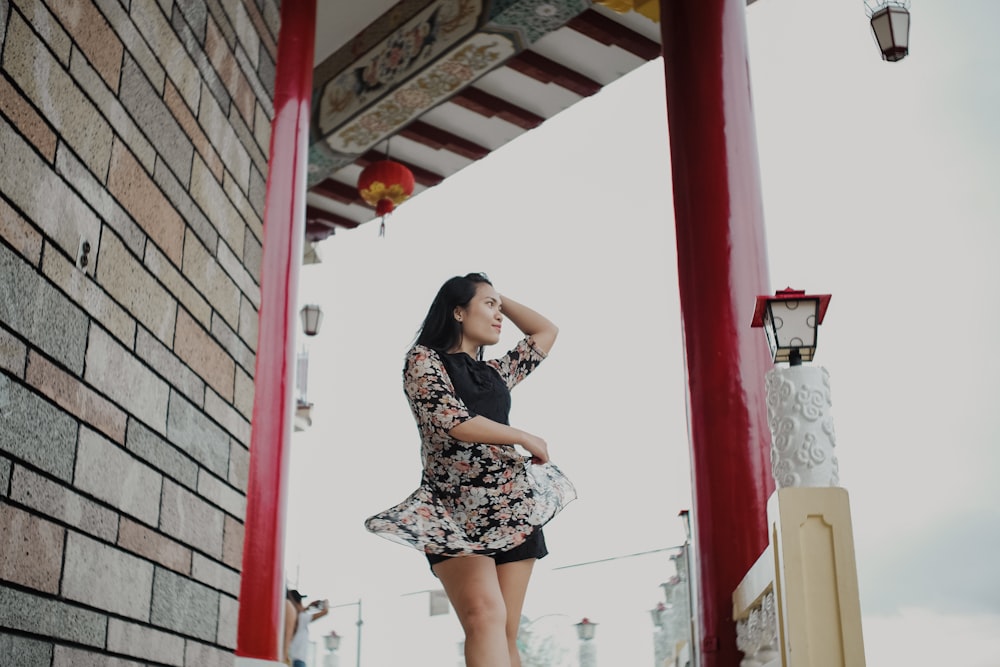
[285,1,1000,664]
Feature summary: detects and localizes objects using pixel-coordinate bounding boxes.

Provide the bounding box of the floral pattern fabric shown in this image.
[365,337,576,555]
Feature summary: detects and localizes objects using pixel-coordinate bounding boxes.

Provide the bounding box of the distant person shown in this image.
[366,272,576,667]
[284,588,329,667]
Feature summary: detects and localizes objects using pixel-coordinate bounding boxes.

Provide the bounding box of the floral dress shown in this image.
[365,336,576,556]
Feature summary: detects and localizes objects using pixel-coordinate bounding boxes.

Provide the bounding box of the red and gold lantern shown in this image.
[357,159,415,234]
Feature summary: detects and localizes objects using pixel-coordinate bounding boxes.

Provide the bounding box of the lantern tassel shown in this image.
[379,216,386,237]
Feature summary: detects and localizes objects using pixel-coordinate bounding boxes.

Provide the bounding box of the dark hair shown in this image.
[416,272,493,355]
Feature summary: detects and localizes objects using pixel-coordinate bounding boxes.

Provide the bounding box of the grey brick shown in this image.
[0,114,102,265]
[0,455,10,496]
[151,567,219,641]
[204,0,236,48]
[126,418,199,491]
[191,552,239,596]
[119,54,194,188]
[217,592,238,647]
[171,4,231,113]
[185,639,234,667]
[136,326,206,406]
[4,12,109,173]
[0,632,52,666]
[203,388,250,446]
[197,82,251,190]
[107,617,184,666]
[68,49,158,175]
[234,40,272,118]
[166,392,230,477]
[197,464,245,518]
[0,585,107,647]
[85,326,170,434]
[74,426,162,526]
[216,241,259,311]
[0,322,27,376]
[0,375,78,482]
[248,165,267,223]
[261,0,279,40]
[175,0,208,42]
[238,295,258,355]
[92,0,166,92]
[242,228,262,287]
[159,479,223,557]
[11,465,119,542]
[210,311,255,376]
[0,0,9,53]
[151,151,219,253]
[53,645,147,667]
[54,143,146,261]
[63,531,154,620]
[258,44,275,100]
[0,242,88,374]
[228,97,267,178]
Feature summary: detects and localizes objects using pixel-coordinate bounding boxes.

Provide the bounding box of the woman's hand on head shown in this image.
[520,432,550,464]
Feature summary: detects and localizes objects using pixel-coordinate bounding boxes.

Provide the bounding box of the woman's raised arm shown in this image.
[499,295,558,355]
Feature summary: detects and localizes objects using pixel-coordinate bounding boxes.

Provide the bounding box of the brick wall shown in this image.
[0,0,279,664]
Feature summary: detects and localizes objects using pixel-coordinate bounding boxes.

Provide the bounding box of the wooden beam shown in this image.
[450,87,545,130]
[505,50,602,97]
[399,120,490,160]
[567,9,661,61]
[311,178,364,206]
[355,150,443,187]
[305,205,360,229]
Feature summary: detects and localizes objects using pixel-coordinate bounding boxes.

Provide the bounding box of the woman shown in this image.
[366,273,575,667]
[283,589,329,667]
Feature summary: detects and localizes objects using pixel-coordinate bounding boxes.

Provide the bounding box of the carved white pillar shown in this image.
[765,365,839,488]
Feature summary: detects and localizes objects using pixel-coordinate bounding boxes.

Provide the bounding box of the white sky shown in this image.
[285,1,1000,664]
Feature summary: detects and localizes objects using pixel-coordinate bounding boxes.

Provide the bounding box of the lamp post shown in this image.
[323,631,341,667]
[327,600,363,667]
[867,1,911,62]
[574,618,597,667]
[299,304,323,337]
[752,288,838,488]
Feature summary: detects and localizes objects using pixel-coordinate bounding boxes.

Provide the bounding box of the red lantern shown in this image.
[357,159,415,235]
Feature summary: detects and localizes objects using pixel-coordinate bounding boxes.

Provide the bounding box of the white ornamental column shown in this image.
[765,365,838,488]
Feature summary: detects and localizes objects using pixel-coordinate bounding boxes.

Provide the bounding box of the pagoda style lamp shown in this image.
[752,288,839,488]
[650,602,667,629]
[751,288,831,366]
[324,630,341,652]
[300,304,323,337]
[575,617,597,641]
[869,1,910,62]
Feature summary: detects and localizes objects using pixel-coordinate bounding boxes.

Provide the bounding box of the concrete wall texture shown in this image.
[0,0,280,664]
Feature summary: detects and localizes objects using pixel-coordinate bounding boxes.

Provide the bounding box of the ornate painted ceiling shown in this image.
[305,1,664,240]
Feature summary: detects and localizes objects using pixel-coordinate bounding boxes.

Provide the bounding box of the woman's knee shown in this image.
[457,595,507,635]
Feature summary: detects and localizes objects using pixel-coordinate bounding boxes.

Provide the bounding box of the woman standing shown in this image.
[366,272,575,667]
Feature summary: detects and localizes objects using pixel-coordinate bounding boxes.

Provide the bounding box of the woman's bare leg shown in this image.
[434,556,510,667]
[496,559,536,667]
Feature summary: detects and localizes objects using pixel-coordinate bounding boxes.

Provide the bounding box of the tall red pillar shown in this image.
[659,1,774,665]
[235,0,317,662]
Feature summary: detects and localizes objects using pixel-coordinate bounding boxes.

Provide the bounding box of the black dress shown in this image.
[365,337,576,556]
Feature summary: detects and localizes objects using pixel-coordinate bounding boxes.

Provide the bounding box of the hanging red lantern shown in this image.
[357,159,415,235]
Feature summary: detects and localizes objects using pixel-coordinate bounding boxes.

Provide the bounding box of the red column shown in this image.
[658,1,774,666]
[235,0,316,660]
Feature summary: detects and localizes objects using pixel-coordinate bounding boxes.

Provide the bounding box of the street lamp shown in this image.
[575,618,597,667]
[751,288,831,366]
[300,304,323,336]
[574,617,597,642]
[324,630,341,667]
[650,602,667,629]
[752,287,839,488]
[327,599,363,667]
[867,1,911,62]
